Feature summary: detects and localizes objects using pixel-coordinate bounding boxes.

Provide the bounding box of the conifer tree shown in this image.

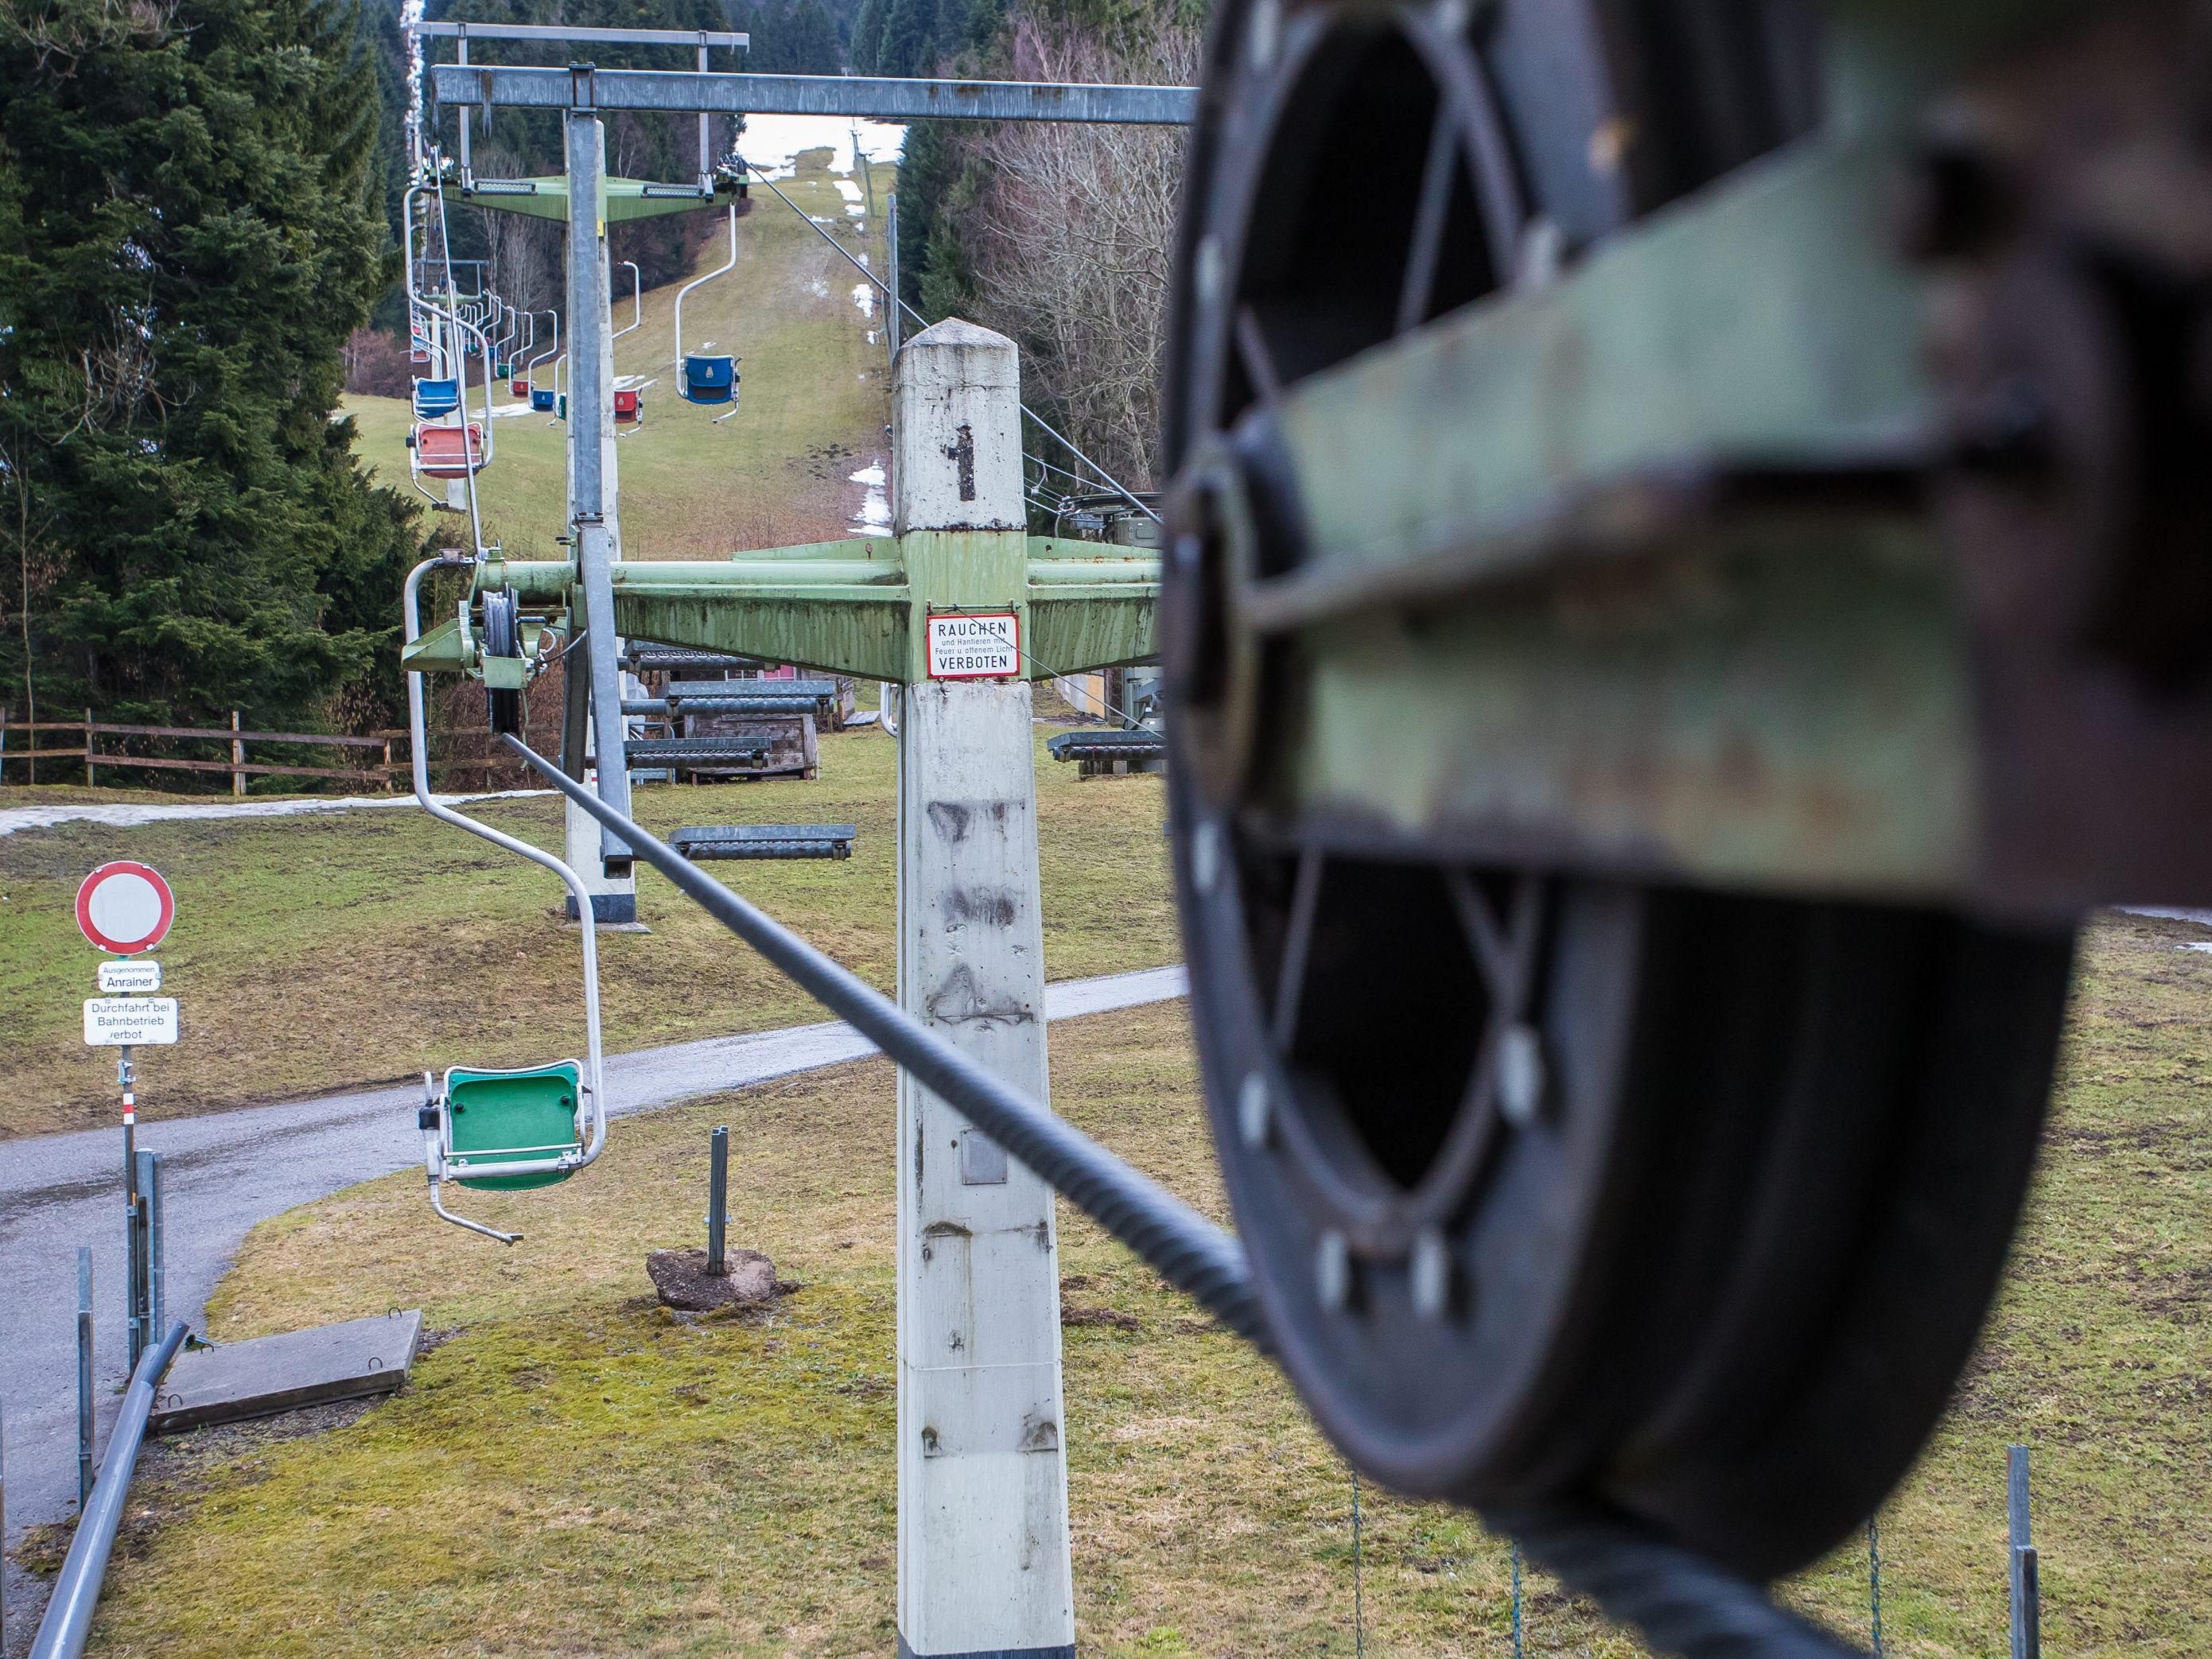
[0,0,423,732]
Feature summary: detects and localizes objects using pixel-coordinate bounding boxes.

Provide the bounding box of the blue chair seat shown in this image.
[413,377,461,419]
[680,354,737,405]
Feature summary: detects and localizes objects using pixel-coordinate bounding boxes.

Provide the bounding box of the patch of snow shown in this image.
[852,283,877,320]
[739,115,906,178]
[848,460,891,534]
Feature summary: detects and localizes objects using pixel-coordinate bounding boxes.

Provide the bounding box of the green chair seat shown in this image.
[445,1062,584,1191]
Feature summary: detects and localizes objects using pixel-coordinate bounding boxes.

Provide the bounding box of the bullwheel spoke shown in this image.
[1271,846,1327,1051]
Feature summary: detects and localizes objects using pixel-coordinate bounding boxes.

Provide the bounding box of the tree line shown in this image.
[1,0,421,739]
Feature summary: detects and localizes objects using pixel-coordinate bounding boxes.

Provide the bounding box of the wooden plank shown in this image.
[91,722,387,748]
[0,747,90,760]
[0,723,96,734]
[88,752,387,782]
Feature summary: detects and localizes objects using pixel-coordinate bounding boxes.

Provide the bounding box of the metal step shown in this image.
[672,823,857,861]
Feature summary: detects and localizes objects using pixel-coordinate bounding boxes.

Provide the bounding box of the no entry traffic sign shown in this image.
[76,861,175,955]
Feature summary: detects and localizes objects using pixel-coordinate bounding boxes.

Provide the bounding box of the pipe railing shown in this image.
[29,1321,189,1659]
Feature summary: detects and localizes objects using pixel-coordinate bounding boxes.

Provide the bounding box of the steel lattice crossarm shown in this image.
[403,535,1159,685]
[430,63,1197,125]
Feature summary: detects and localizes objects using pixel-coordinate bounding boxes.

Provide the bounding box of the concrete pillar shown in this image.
[893,319,1075,1659]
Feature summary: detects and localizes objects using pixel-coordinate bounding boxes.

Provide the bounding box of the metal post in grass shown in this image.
[1866,1515,1884,1657]
[1510,1538,1524,1659]
[75,1249,93,1507]
[136,1150,164,1342]
[707,1125,729,1276]
[1351,1469,1364,1657]
[2009,1444,2039,1659]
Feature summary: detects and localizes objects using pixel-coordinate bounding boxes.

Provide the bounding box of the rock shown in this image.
[645,1247,790,1312]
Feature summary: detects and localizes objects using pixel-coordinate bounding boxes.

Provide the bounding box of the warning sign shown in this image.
[927,612,1019,680]
[84,997,181,1047]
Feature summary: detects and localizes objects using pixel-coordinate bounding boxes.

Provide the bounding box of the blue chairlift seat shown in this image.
[530,387,557,414]
[413,377,462,419]
[680,354,737,405]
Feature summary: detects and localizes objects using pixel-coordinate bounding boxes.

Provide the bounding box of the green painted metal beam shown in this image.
[455,535,1156,683]
[441,175,743,222]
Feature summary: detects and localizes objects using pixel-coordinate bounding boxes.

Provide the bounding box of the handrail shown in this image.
[29,1321,189,1659]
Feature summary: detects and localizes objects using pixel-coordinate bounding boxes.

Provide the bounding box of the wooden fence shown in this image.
[0,710,523,794]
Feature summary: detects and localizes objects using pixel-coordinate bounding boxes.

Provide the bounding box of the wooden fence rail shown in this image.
[0,711,523,795]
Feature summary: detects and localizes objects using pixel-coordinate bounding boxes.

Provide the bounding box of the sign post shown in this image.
[76,861,177,1368]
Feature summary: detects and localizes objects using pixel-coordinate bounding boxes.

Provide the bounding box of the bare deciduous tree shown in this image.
[961,14,1199,494]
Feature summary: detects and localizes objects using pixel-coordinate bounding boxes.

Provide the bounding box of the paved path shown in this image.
[0,965,1185,1588]
[0,788,550,839]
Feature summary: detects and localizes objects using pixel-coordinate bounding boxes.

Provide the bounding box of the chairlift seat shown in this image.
[680,354,737,405]
[414,423,486,477]
[441,1062,585,1191]
[495,360,513,380]
[412,377,461,419]
[531,387,557,413]
[511,376,531,400]
[614,387,641,423]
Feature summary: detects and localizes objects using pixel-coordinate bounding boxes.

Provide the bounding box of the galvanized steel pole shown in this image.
[2008,1445,2039,1659]
[707,1126,729,1276]
[137,1150,164,1344]
[566,71,638,909]
[74,1249,91,1508]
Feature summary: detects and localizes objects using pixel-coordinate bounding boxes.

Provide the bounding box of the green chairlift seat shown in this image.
[405,554,607,1247]
[442,1061,585,1190]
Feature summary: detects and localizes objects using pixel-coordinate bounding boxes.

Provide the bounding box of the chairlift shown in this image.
[614,387,641,424]
[412,422,487,479]
[413,377,462,420]
[674,206,740,407]
[402,569,605,1245]
[523,307,559,414]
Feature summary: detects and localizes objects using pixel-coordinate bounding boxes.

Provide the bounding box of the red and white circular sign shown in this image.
[76,862,174,955]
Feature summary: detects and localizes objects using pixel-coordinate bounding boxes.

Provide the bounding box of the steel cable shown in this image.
[498,741,1879,1657]
[497,734,1267,1350]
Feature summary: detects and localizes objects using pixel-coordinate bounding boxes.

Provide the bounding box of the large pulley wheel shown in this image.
[1160,0,2077,1578]
[482,589,525,737]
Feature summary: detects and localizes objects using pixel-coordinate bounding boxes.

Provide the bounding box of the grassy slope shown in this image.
[349,148,892,561]
[64,913,2212,1657]
[0,734,1172,1138]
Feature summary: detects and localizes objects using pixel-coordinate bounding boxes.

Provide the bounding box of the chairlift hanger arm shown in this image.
[430,64,1196,126]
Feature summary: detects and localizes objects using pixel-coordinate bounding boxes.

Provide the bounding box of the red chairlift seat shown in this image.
[614,387,640,424]
[414,423,486,478]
